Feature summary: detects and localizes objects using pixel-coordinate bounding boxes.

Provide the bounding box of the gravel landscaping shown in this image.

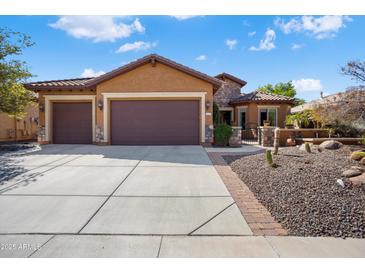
[0,143,40,183]
[224,145,365,238]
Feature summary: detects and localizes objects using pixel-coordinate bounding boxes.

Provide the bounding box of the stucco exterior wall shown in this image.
[233,103,291,128]
[0,104,38,142]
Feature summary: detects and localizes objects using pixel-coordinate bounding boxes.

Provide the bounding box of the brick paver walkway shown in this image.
[208,152,287,236]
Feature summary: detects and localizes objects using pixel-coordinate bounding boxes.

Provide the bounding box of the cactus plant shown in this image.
[304,142,311,153]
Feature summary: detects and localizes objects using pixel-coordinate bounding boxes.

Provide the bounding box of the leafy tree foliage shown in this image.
[257,81,305,106]
[0,28,35,140]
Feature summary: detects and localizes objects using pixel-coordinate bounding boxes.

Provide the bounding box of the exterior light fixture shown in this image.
[205,100,211,110]
[39,103,45,112]
[98,99,103,110]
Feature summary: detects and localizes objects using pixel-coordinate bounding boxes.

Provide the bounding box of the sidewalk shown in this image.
[1,234,364,258]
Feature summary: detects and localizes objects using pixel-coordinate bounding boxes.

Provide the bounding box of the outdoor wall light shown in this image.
[205,100,211,110]
[39,103,45,112]
[97,99,103,110]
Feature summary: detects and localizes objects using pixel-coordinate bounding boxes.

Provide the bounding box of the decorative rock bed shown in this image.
[223,145,365,238]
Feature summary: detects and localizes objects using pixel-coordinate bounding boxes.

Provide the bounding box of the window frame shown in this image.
[257,106,278,127]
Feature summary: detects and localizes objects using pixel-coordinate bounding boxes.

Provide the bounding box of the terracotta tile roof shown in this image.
[215,72,247,87]
[25,54,222,91]
[230,91,295,104]
[24,77,94,90]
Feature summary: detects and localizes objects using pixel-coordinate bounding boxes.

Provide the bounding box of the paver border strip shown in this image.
[207,152,287,236]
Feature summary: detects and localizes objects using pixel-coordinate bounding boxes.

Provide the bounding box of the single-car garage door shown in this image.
[111,100,200,145]
[52,102,92,144]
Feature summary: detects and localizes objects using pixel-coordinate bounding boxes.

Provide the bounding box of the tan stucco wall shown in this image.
[233,103,291,128]
[0,104,38,142]
[96,62,214,143]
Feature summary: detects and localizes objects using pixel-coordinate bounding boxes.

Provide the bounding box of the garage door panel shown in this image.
[111,100,199,145]
[53,102,92,144]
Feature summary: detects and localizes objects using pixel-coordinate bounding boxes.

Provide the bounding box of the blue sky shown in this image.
[1,15,364,101]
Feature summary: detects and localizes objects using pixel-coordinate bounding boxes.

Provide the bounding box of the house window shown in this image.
[220,111,232,125]
[239,109,247,129]
[259,108,277,126]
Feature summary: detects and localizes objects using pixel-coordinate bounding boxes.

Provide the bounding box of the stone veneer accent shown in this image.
[208,152,288,236]
[229,126,242,147]
[37,126,46,142]
[95,125,104,142]
[214,78,242,108]
[259,126,277,147]
[205,125,214,143]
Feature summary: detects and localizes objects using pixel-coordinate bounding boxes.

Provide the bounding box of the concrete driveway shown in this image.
[1,145,365,257]
[0,144,252,256]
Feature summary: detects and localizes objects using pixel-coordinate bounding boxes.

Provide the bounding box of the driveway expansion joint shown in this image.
[187,202,236,235]
[77,159,143,234]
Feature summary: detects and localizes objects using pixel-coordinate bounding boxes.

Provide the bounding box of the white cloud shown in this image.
[291,43,303,50]
[293,79,323,92]
[248,31,256,37]
[275,16,352,40]
[115,41,157,53]
[81,68,105,78]
[49,16,145,42]
[249,28,276,51]
[170,16,199,21]
[195,55,207,61]
[225,39,237,50]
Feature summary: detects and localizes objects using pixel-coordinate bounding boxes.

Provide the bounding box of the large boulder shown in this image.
[351,151,365,161]
[349,173,365,187]
[319,140,343,150]
[342,169,362,178]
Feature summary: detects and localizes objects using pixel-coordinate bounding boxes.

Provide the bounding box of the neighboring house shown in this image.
[0,104,38,142]
[24,54,294,145]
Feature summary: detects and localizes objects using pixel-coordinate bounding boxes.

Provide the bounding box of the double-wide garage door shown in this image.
[111,100,200,145]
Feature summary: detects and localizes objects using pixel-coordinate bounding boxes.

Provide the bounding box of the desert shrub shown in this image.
[214,123,233,146]
[351,151,365,161]
[330,122,362,137]
[286,110,317,128]
[305,142,311,153]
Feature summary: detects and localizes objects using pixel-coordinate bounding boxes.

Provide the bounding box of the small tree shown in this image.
[0,83,35,140]
[0,28,35,141]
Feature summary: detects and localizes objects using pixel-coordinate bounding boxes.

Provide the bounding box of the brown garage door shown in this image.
[111,100,199,145]
[52,102,92,144]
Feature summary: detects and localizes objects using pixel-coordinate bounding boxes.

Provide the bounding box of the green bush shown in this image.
[330,122,362,137]
[361,134,365,145]
[214,123,233,146]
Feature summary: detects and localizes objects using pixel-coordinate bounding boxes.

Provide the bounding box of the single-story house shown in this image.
[25,54,294,145]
